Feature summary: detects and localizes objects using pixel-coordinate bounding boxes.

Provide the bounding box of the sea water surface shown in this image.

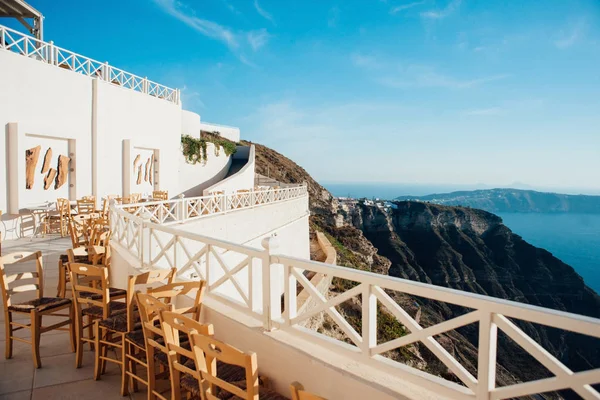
[497,213,600,294]
[324,183,600,293]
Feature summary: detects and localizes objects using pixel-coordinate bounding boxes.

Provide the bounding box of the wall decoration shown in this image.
[41,148,52,174]
[25,145,41,189]
[136,164,143,185]
[55,154,70,189]
[44,168,57,190]
[144,157,151,182]
[133,154,141,171]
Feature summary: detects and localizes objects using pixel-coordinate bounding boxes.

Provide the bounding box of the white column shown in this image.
[122,139,131,197]
[7,123,19,214]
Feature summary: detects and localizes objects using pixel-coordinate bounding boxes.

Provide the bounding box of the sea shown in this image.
[325,182,600,293]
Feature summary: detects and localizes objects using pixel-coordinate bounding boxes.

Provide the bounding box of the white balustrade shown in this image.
[110,188,600,399]
[0,24,179,104]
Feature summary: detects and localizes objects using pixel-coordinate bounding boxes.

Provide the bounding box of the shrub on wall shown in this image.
[181,134,237,164]
[181,135,207,164]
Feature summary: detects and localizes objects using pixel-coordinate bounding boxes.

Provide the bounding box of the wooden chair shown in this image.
[77,199,96,215]
[69,263,127,368]
[136,281,206,400]
[94,269,176,395]
[82,195,97,210]
[152,190,168,201]
[290,383,327,400]
[130,193,142,203]
[56,228,111,299]
[0,251,75,368]
[43,198,71,237]
[160,311,215,400]
[189,326,288,400]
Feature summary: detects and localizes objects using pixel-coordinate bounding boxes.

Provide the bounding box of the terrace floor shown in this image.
[0,236,143,400]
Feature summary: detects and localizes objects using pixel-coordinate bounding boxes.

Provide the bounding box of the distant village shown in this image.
[336,196,399,211]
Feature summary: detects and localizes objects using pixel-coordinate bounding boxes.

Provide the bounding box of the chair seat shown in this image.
[82,301,127,318]
[80,287,127,300]
[124,328,146,346]
[60,254,89,264]
[98,311,141,333]
[8,297,71,313]
[180,362,249,398]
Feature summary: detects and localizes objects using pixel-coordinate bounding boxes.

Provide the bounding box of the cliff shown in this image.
[396,188,600,213]
[249,141,600,398]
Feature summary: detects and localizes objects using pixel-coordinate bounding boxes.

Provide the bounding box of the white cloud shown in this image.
[154,0,270,66]
[390,1,427,15]
[153,0,238,49]
[420,0,462,20]
[555,19,587,49]
[379,65,510,89]
[247,29,270,51]
[254,0,275,25]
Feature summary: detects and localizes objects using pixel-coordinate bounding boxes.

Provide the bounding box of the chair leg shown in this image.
[87,315,94,351]
[4,312,12,359]
[94,322,101,380]
[57,260,65,298]
[75,313,84,368]
[69,304,76,353]
[147,347,156,400]
[120,337,129,396]
[31,311,42,368]
[130,348,139,393]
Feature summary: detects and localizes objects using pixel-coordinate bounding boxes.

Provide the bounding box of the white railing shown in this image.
[110,196,600,400]
[0,24,180,104]
[125,186,308,225]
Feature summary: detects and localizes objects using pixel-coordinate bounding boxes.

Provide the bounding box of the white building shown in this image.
[0,12,599,400]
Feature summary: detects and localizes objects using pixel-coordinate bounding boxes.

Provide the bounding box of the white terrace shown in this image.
[0,7,599,400]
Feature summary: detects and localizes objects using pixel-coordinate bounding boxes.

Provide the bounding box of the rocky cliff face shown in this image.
[249,141,600,398]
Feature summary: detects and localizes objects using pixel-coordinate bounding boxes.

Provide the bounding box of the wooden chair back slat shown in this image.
[124,269,176,332]
[160,312,215,397]
[190,331,259,400]
[136,293,172,354]
[146,281,206,320]
[0,251,44,308]
[70,262,112,319]
[77,199,96,215]
[69,218,86,248]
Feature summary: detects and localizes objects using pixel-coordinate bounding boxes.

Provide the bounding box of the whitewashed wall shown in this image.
[0,49,184,238]
[178,142,232,198]
[95,81,181,198]
[178,195,309,256]
[0,50,92,213]
[200,121,240,142]
[181,110,201,136]
[203,145,255,195]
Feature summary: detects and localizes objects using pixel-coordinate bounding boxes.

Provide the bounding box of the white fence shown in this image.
[0,24,179,104]
[110,194,600,400]
[125,186,307,225]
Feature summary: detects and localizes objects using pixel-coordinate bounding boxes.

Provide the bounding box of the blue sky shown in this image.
[11,0,600,193]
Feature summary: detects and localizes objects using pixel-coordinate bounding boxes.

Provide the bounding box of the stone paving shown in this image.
[0,236,146,400]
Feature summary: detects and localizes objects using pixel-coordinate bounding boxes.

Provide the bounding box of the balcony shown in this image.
[1,187,599,399]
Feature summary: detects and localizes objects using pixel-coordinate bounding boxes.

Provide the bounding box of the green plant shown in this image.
[181,135,207,164]
[183,132,238,164]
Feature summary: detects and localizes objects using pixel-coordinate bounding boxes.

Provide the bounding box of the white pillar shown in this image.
[6,123,19,214]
